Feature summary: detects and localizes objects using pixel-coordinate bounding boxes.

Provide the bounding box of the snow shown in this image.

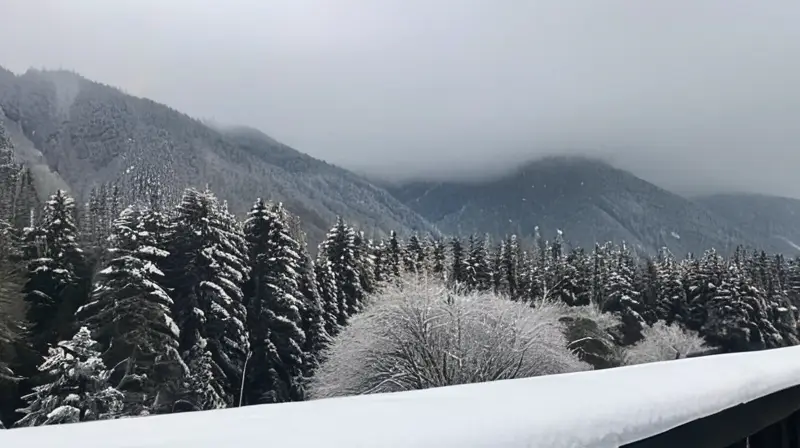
[5,345,800,446]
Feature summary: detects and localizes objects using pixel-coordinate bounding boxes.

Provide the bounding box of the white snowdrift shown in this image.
[5,345,800,447]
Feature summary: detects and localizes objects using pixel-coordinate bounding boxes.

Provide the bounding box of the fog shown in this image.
[3,1,800,197]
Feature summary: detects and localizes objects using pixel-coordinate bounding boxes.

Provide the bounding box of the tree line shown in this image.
[2,131,800,428]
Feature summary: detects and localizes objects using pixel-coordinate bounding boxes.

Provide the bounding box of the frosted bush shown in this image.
[308,277,589,399]
[623,321,709,365]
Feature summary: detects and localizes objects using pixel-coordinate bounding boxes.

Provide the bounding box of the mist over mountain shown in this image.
[386,156,800,256]
[0,66,433,245]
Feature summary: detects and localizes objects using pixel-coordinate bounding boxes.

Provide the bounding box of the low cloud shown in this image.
[2,1,800,197]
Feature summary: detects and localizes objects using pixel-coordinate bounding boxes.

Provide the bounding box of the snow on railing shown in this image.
[4,345,800,447]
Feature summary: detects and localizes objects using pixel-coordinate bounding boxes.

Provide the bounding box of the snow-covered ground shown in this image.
[4,345,800,447]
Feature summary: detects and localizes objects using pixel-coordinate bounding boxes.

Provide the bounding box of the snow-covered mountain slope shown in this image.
[387,156,753,256]
[0,67,435,246]
[4,345,800,447]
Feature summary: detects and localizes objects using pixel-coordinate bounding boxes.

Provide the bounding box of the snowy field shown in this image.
[4,345,800,447]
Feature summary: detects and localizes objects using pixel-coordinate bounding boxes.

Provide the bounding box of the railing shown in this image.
[3,345,800,447]
[627,384,800,447]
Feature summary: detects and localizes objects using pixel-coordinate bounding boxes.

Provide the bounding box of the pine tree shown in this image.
[314,258,340,337]
[242,200,306,404]
[653,248,688,325]
[431,238,447,281]
[371,241,387,285]
[23,190,88,357]
[353,231,377,295]
[15,327,123,427]
[500,235,521,299]
[77,206,183,415]
[684,250,725,333]
[491,241,505,294]
[320,218,365,325]
[450,236,467,286]
[165,188,249,409]
[297,247,330,375]
[385,230,403,280]
[465,234,492,291]
[601,247,646,345]
[405,234,425,274]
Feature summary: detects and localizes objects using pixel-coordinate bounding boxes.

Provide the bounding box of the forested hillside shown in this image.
[387,156,797,256]
[0,67,433,245]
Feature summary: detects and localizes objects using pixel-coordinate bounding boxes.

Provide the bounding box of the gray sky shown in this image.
[3,1,800,197]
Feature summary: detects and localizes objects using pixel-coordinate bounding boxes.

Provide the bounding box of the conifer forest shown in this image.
[2,125,800,430]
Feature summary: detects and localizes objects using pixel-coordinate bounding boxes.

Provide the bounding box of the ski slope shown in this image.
[4,345,800,447]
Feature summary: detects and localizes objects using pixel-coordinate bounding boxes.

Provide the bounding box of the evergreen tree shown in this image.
[431,238,447,281]
[320,218,365,325]
[371,241,388,285]
[684,250,725,333]
[500,235,521,299]
[15,327,123,427]
[242,200,306,404]
[385,230,403,280]
[653,249,688,325]
[353,231,377,295]
[405,234,425,274]
[314,258,340,337]
[465,234,492,291]
[601,247,646,345]
[450,236,467,286]
[166,188,249,409]
[297,247,330,374]
[77,206,182,415]
[23,190,88,357]
[491,241,505,294]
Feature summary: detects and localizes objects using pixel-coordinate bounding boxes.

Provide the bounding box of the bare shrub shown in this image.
[623,321,709,365]
[308,277,589,399]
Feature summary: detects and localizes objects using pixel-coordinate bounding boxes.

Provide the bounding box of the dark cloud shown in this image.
[3,1,800,196]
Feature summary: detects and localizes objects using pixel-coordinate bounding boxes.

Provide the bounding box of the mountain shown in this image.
[696,193,800,255]
[0,67,434,244]
[387,156,763,256]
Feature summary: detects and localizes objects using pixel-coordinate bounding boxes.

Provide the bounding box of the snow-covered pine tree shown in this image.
[500,235,521,299]
[242,199,306,404]
[430,237,447,281]
[653,248,688,325]
[683,249,725,333]
[450,236,467,286]
[320,217,365,326]
[764,276,799,347]
[353,231,376,295]
[15,327,123,427]
[601,247,646,345]
[385,230,403,280]
[77,205,183,416]
[516,250,535,303]
[491,241,505,294]
[23,190,88,357]
[371,240,387,286]
[297,246,330,375]
[465,234,492,291]
[314,257,340,337]
[404,234,425,274]
[558,248,593,306]
[165,188,249,409]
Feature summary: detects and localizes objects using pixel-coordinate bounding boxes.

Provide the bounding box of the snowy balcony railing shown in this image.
[4,345,800,447]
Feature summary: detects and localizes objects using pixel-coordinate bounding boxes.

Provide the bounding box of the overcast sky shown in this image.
[3,1,800,196]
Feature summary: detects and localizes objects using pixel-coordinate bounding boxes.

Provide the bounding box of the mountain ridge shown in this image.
[0,66,436,245]
[386,156,797,256]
